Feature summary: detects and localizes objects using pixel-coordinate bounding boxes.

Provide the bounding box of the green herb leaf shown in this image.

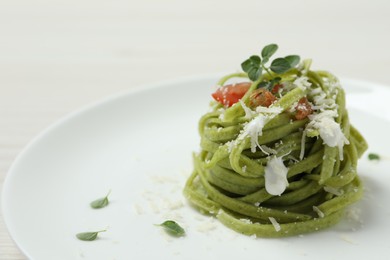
[368,153,380,160]
[284,55,300,68]
[241,55,262,81]
[257,77,282,90]
[261,44,278,63]
[90,190,111,209]
[270,58,293,74]
[157,220,185,237]
[76,230,106,241]
[284,55,301,68]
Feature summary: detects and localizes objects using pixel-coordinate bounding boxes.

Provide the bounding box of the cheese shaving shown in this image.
[264,156,289,196]
[307,111,349,160]
[300,78,348,160]
[313,206,325,218]
[268,217,281,232]
[259,145,277,155]
[324,186,344,196]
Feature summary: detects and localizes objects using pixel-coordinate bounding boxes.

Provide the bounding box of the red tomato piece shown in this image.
[295,97,313,120]
[211,82,251,107]
[249,88,277,108]
[271,84,283,94]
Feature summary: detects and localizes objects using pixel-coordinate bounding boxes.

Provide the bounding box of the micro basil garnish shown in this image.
[90,190,111,209]
[368,153,380,161]
[156,220,185,237]
[76,230,106,241]
[241,43,301,81]
[257,77,281,90]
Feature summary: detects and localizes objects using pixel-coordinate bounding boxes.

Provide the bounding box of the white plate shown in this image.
[3,75,390,260]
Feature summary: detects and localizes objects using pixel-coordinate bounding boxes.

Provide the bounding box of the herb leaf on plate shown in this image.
[90,190,111,209]
[76,230,106,241]
[368,153,380,161]
[156,220,185,237]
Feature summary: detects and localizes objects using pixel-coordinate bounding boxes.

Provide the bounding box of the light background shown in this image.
[1,0,389,258]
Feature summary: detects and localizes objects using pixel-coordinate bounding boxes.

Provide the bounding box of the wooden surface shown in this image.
[1,0,390,259]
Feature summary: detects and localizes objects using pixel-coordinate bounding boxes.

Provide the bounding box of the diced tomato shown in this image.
[211,82,251,107]
[295,97,313,120]
[271,84,283,94]
[249,88,276,108]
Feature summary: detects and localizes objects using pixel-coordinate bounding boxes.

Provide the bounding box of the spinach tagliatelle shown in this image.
[183,44,368,237]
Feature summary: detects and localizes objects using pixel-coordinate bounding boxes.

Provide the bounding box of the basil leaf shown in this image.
[247,67,262,82]
[368,153,380,160]
[241,56,260,72]
[241,55,262,81]
[76,230,106,241]
[261,44,278,63]
[90,190,111,209]
[284,55,300,68]
[270,58,292,74]
[157,220,185,237]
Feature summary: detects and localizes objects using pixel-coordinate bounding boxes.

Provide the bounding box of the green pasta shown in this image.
[183,44,368,237]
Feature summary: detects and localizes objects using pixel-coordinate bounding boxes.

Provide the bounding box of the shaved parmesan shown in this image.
[307,111,349,160]
[324,186,344,196]
[313,206,325,218]
[268,217,281,232]
[265,156,289,196]
[259,145,277,155]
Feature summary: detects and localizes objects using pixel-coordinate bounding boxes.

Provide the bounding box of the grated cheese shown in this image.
[237,105,283,153]
[165,200,184,210]
[340,234,357,245]
[133,203,144,215]
[240,114,268,152]
[225,140,235,153]
[149,201,160,214]
[151,175,179,184]
[197,219,217,232]
[240,218,253,224]
[293,76,311,91]
[345,207,363,224]
[255,106,283,114]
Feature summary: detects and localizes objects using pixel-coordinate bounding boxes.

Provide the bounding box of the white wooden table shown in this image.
[1,0,390,258]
